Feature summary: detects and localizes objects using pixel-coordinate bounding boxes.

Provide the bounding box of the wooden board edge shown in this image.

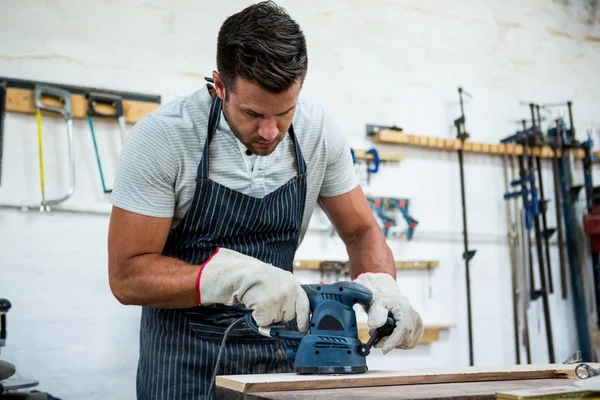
[215,376,249,394]
[216,364,589,394]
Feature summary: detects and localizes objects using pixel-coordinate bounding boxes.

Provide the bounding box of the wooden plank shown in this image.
[293,260,439,271]
[6,88,160,124]
[357,324,451,345]
[372,129,585,159]
[217,379,577,400]
[216,363,592,394]
[353,148,404,162]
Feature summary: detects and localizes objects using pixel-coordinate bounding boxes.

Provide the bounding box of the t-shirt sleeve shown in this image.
[318,112,359,197]
[110,115,178,218]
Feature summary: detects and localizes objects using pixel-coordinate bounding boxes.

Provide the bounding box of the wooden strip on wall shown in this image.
[6,88,160,124]
[373,129,585,159]
[353,148,404,162]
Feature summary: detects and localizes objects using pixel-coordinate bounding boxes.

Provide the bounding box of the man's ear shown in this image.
[211,71,226,101]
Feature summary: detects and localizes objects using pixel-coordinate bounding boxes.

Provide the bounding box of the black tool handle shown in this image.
[87,92,124,118]
[357,316,395,357]
[0,298,10,343]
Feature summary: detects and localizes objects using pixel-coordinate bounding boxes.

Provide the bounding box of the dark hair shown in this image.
[216,1,308,94]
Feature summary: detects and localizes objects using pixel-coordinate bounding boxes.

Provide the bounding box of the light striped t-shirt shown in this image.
[111,84,358,244]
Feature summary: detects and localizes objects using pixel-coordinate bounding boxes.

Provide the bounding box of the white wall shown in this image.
[1,0,600,398]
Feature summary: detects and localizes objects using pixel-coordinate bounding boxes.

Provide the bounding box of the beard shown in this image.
[221,101,286,156]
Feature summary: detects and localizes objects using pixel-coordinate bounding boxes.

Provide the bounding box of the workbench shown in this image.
[216,378,572,399]
[215,364,593,400]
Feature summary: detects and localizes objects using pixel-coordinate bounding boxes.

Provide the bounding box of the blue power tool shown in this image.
[245,281,395,374]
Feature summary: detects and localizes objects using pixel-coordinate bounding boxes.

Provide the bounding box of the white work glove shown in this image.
[198,247,310,332]
[354,272,424,354]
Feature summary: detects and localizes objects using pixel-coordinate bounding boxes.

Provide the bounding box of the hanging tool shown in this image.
[502,151,522,364]
[548,112,593,362]
[365,148,380,185]
[0,80,6,186]
[388,197,419,240]
[511,154,532,364]
[367,197,418,240]
[367,197,396,238]
[34,85,76,212]
[543,113,569,300]
[454,87,476,366]
[502,117,555,363]
[534,105,556,294]
[86,92,127,194]
[502,129,538,300]
[523,104,554,363]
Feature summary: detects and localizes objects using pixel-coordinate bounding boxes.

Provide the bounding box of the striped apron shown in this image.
[136,92,308,399]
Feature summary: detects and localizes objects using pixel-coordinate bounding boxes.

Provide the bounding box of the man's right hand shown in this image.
[199,247,310,332]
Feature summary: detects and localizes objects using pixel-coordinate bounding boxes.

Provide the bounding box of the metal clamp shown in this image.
[34,85,76,211]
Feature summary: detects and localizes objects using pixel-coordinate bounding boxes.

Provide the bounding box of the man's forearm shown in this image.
[109,254,199,309]
[346,226,396,279]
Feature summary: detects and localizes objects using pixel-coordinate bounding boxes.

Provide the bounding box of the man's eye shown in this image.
[246,111,260,117]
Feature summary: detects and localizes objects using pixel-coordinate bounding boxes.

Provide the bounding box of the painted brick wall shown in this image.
[1,0,599,398]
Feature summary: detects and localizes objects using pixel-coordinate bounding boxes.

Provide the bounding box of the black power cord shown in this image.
[207,317,245,400]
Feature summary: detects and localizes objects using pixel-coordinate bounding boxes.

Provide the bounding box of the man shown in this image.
[107,2,424,399]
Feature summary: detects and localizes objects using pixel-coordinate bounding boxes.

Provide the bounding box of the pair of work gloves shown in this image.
[199,248,424,353]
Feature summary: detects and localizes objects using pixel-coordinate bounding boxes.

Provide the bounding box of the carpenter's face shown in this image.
[213,73,301,156]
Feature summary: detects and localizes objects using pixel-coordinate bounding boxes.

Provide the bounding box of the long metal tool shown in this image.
[553,115,593,361]
[34,85,76,212]
[527,103,555,363]
[548,121,568,300]
[454,87,476,366]
[511,154,532,363]
[86,92,127,193]
[534,105,556,294]
[502,151,521,364]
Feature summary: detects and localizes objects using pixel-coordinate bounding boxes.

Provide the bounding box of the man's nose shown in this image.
[258,118,279,141]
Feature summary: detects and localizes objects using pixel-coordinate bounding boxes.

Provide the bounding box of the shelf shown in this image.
[293,260,439,271]
[358,324,451,345]
[370,128,586,159]
[6,88,160,124]
[1,76,161,124]
[353,148,404,162]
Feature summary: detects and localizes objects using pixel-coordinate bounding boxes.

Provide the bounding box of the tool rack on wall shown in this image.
[0,76,162,186]
[367,125,587,159]
[366,111,599,365]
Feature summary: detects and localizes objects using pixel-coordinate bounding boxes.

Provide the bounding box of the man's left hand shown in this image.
[354,272,424,354]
